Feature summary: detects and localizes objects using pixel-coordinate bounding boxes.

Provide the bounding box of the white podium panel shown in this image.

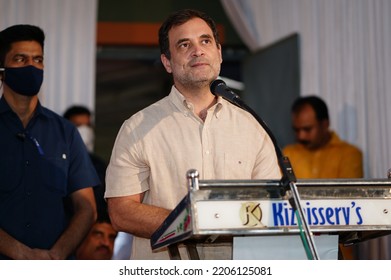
[233,235,338,260]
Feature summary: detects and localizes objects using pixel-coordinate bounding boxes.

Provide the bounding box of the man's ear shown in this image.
[321,119,330,130]
[217,43,223,64]
[160,54,172,74]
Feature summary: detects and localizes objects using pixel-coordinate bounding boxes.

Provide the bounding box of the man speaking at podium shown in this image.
[105,9,281,259]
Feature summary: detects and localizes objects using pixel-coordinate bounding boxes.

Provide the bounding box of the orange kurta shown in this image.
[283,131,363,179]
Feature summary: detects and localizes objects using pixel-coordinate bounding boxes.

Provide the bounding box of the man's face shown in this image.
[292,104,329,150]
[4,40,43,69]
[161,17,222,89]
[76,222,117,260]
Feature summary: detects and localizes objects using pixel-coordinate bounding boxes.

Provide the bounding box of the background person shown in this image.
[63,105,107,218]
[283,95,363,259]
[283,95,363,179]
[75,215,117,260]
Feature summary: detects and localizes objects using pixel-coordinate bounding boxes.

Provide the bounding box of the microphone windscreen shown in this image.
[210,79,226,95]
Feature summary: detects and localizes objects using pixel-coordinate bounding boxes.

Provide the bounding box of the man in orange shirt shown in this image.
[283,96,363,179]
[283,95,363,259]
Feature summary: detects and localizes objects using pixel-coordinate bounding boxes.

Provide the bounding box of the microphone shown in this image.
[16,132,26,141]
[210,79,242,104]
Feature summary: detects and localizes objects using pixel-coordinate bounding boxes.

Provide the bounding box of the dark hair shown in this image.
[0,24,45,67]
[291,95,329,121]
[96,210,112,225]
[158,9,220,59]
[63,105,92,120]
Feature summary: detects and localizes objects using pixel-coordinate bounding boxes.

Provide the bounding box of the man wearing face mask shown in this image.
[63,105,107,218]
[0,24,99,259]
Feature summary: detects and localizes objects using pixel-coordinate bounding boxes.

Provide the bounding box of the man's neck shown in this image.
[175,84,217,119]
[3,90,37,128]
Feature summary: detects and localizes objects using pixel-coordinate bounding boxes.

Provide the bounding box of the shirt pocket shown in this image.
[224,153,252,179]
[40,155,69,196]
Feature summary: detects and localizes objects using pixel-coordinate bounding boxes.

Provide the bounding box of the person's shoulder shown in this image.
[142,96,171,113]
[40,106,68,121]
[39,105,58,118]
[332,133,361,152]
[340,140,362,155]
[332,139,362,160]
[125,96,171,124]
[40,106,76,129]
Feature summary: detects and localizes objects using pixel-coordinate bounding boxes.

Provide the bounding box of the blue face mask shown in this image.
[4,65,44,96]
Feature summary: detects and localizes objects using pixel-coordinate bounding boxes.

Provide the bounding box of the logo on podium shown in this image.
[240,202,264,227]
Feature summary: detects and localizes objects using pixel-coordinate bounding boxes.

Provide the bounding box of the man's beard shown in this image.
[299,140,310,146]
[177,75,213,90]
[175,62,220,90]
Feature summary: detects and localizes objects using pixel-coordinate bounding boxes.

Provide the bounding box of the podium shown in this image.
[151,170,391,259]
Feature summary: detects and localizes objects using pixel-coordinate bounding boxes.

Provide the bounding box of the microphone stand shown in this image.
[213,83,319,260]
